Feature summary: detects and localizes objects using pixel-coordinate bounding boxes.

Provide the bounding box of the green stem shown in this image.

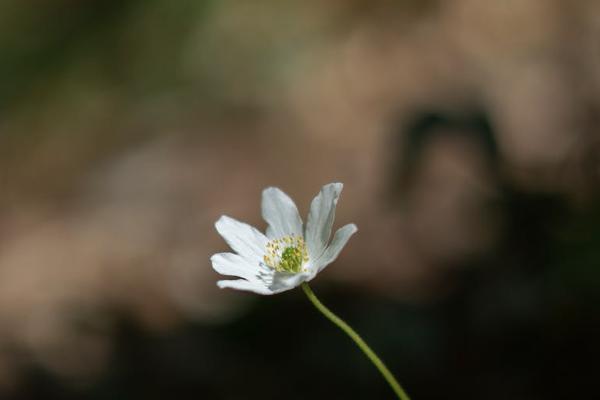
[301,283,411,400]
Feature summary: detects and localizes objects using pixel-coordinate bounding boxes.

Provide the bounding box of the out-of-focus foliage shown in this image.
[0,0,598,399]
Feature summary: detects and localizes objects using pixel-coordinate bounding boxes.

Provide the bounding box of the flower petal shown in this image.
[215,215,268,261]
[268,271,310,294]
[217,279,274,295]
[211,252,261,283]
[304,182,343,260]
[314,223,357,272]
[261,187,303,239]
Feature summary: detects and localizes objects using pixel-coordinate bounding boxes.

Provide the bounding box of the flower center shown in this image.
[263,235,309,274]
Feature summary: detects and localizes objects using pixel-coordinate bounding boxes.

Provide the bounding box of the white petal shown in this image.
[217,279,274,295]
[314,223,357,272]
[268,272,310,294]
[261,187,303,239]
[215,215,268,261]
[304,182,343,260]
[211,252,261,283]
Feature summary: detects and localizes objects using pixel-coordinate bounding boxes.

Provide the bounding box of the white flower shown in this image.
[211,182,357,295]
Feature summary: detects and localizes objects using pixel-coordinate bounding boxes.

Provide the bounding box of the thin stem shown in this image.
[301,283,411,400]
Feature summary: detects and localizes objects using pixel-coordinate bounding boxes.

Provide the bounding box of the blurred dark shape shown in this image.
[393,109,498,199]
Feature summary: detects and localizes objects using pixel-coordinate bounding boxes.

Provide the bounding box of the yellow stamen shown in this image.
[263,235,308,273]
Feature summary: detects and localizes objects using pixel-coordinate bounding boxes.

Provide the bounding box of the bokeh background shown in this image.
[1,1,599,399]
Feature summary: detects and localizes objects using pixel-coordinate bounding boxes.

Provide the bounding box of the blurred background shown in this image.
[0,0,599,399]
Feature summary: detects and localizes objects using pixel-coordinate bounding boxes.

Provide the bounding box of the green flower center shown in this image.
[263,235,309,274]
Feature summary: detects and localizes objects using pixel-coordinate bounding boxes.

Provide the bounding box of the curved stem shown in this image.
[301,283,411,400]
